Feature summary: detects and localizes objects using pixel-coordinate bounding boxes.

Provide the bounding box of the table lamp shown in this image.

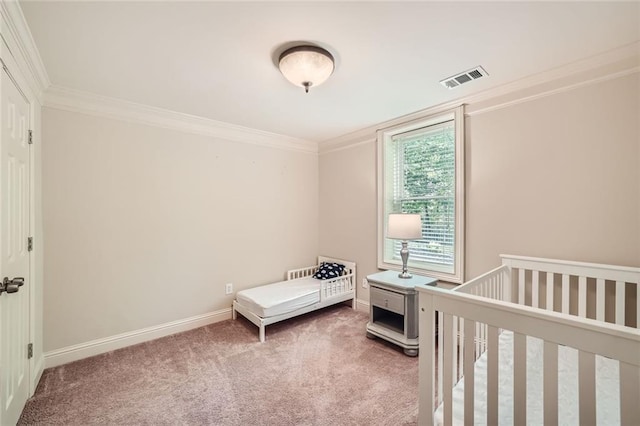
[387,213,422,279]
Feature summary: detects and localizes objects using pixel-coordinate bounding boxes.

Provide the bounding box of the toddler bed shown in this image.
[417,254,640,425]
[232,256,356,342]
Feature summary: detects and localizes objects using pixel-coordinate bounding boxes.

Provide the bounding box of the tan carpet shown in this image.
[19,304,419,425]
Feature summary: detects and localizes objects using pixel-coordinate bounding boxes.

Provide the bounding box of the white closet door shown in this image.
[0,64,31,426]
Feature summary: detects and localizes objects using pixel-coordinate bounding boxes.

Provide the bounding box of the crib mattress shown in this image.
[235,277,320,318]
[434,330,620,425]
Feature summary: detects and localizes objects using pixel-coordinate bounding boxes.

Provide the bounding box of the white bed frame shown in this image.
[417,254,640,425]
[232,256,356,343]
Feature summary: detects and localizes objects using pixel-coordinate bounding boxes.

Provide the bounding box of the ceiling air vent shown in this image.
[440,66,488,89]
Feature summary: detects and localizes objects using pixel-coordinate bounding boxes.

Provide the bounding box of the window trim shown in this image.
[376,105,465,284]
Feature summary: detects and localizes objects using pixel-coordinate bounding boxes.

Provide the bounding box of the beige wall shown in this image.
[319,142,377,302]
[42,69,639,351]
[465,73,639,278]
[42,108,319,351]
[319,72,640,298]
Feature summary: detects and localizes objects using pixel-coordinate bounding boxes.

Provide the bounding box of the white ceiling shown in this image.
[20,1,640,143]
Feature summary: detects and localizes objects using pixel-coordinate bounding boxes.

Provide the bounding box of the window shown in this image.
[377,106,464,283]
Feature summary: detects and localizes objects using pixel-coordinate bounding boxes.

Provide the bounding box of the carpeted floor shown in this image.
[19,304,419,425]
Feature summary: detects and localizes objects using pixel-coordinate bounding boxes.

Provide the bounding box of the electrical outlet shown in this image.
[225,283,233,295]
[362,278,368,289]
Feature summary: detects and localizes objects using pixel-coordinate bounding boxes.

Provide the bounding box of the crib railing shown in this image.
[418,286,640,426]
[456,264,511,300]
[502,254,640,327]
[447,253,640,384]
[455,255,640,326]
[440,264,511,391]
[418,255,640,426]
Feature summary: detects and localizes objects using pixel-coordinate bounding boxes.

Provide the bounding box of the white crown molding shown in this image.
[0,0,302,153]
[466,66,640,118]
[44,308,232,368]
[318,99,463,155]
[0,0,50,103]
[44,85,319,154]
[319,41,640,154]
[319,138,374,155]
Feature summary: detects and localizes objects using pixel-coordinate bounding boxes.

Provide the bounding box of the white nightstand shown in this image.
[365,270,437,356]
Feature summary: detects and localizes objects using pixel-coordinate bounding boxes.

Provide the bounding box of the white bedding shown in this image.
[434,330,620,425]
[235,277,320,318]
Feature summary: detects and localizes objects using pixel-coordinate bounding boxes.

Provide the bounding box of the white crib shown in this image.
[417,254,640,425]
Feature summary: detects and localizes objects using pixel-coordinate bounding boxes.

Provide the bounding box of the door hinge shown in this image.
[28,237,33,252]
[27,343,33,359]
[28,130,33,145]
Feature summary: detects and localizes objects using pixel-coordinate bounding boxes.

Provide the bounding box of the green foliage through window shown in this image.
[391,121,455,266]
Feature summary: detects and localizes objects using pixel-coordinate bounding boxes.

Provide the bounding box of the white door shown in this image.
[0,64,31,426]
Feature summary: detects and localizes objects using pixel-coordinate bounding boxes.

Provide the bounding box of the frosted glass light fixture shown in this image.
[278,45,334,93]
[387,213,422,279]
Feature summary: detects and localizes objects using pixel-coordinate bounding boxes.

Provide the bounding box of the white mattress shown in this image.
[235,277,320,318]
[434,330,620,425]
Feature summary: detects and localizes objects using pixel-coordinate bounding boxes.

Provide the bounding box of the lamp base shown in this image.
[399,241,412,279]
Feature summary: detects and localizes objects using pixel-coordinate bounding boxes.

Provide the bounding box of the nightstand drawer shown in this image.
[370,287,405,315]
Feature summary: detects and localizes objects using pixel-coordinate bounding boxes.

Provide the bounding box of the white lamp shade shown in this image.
[387,213,422,240]
[279,46,334,90]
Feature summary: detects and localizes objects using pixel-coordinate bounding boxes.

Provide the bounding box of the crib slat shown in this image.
[578,276,587,318]
[514,332,527,425]
[578,351,596,426]
[452,316,458,384]
[503,268,511,302]
[438,311,444,407]
[463,319,475,426]
[443,314,453,426]
[419,295,436,426]
[481,321,486,354]
[418,295,438,425]
[458,318,464,382]
[532,270,539,308]
[487,277,493,299]
[518,269,525,305]
[546,272,554,311]
[544,341,559,426]
[596,278,605,322]
[615,281,625,326]
[431,310,437,418]
[620,361,640,425]
[562,274,570,314]
[487,326,499,426]
[475,321,480,360]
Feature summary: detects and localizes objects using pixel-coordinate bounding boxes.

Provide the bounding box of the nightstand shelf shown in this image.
[365,270,437,356]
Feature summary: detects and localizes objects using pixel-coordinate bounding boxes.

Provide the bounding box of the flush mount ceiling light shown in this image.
[278,45,335,93]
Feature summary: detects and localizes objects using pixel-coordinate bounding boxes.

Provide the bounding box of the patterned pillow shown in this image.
[313,262,345,280]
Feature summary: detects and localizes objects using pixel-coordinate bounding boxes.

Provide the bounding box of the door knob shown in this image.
[0,277,24,295]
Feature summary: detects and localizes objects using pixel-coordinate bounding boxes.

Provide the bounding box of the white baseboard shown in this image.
[355,298,369,312]
[31,355,44,395]
[44,308,232,368]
